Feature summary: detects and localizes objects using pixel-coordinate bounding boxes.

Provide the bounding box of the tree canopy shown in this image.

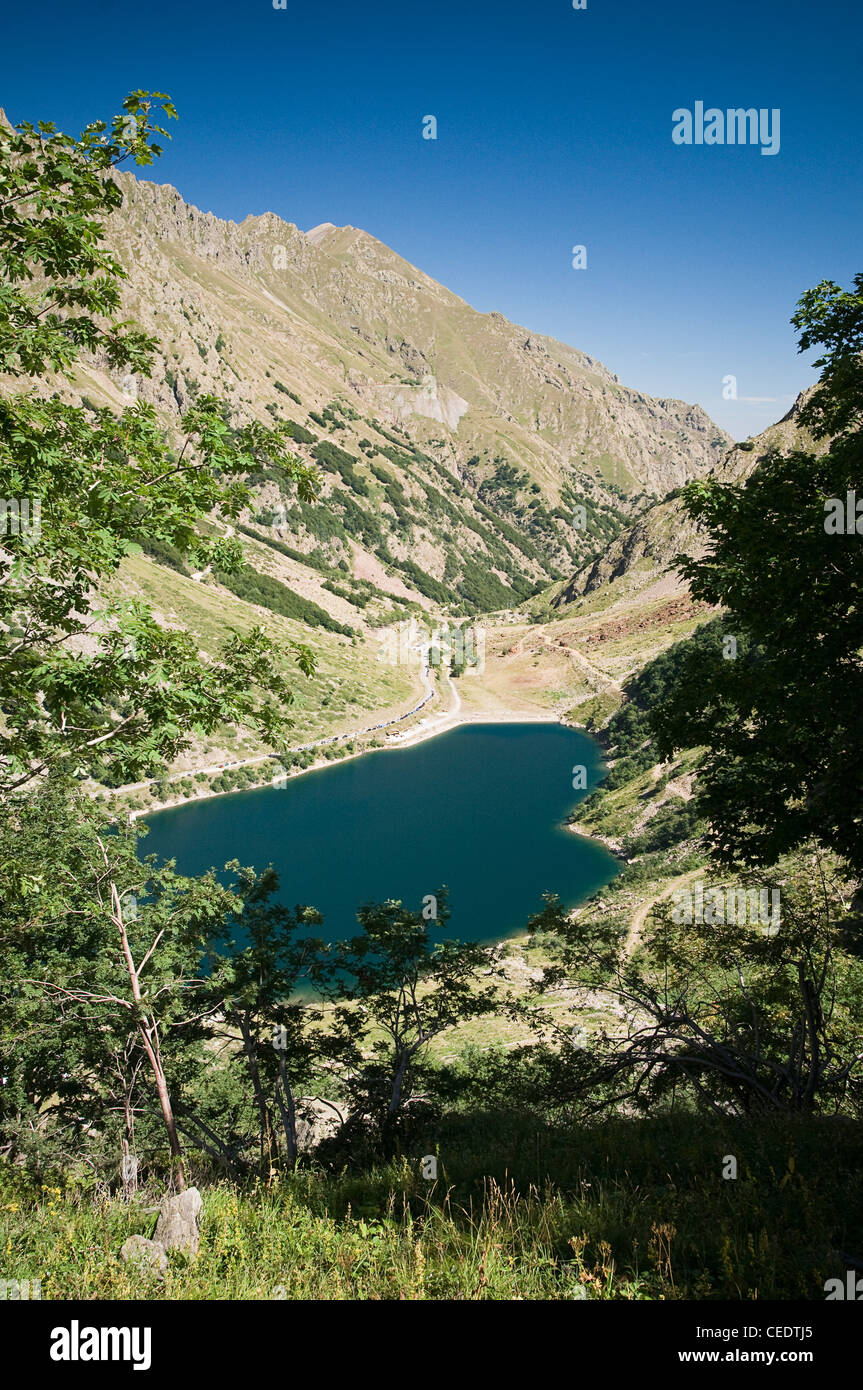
[651,274,863,874]
[0,93,320,793]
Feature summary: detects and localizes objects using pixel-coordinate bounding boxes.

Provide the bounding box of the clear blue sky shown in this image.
[2,0,860,437]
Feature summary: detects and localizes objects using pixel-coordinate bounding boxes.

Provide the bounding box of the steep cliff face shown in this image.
[46,169,732,618]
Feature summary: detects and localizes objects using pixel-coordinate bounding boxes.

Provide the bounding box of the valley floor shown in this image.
[107,572,706,823]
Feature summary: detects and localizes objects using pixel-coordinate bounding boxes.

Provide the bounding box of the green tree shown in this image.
[525,853,863,1118]
[323,891,498,1151]
[651,275,863,873]
[204,865,335,1173]
[0,94,320,794]
[0,781,239,1188]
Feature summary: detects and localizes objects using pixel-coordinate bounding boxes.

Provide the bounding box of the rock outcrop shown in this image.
[119,1186,204,1277]
[153,1187,204,1256]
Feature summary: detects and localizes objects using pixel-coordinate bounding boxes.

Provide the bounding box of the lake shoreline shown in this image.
[567,819,624,854]
[140,720,618,948]
[127,703,563,823]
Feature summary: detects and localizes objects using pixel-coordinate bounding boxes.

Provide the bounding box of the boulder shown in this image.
[295,1098,346,1153]
[153,1186,203,1256]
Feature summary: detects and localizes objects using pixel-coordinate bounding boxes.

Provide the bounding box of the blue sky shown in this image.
[2,0,860,437]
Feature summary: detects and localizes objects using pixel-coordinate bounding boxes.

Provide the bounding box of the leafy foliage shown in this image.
[651,274,863,872]
[0,95,320,791]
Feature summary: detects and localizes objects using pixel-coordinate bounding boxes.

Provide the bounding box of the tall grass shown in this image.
[2,1112,859,1300]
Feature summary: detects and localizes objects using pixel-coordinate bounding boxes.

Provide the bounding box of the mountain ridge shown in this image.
[41,166,731,626]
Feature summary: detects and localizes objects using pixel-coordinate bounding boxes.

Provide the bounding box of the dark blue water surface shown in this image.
[140,723,619,946]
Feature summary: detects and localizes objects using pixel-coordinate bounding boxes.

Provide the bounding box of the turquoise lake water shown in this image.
[140,722,619,946]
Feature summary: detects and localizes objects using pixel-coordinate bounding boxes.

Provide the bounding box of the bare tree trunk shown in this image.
[387,1047,412,1119]
[237,1013,275,1174]
[274,1055,298,1168]
[121,1136,138,1199]
[135,1015,186,1190]
[106,872,186,1190]
[800,967,822,1112]
[120,1061,139,1198]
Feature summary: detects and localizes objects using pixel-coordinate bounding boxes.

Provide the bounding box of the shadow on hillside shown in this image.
[299,1108,863,1299]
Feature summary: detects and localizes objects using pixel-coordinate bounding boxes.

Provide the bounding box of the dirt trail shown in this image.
[505,622,621,695]
[563,642,622,694]
[624,867,702,958]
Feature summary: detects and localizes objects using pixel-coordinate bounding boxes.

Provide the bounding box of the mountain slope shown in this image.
[3,158,745,803]
[55,170,733,626]
[551,387,824,614]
